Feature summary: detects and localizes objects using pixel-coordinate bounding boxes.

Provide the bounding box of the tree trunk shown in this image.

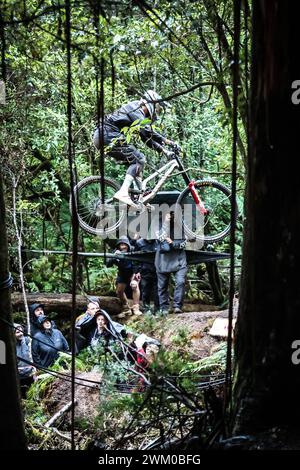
[11,292,123,315]
[0,171,27,450]
[205,261,224,305]
[233,1,300,433]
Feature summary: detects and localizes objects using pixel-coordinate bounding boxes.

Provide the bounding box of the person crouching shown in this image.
[32,315,69,368]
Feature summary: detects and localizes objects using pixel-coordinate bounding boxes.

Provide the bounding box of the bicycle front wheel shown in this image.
[70,176,126,236]
[176,179,236,244]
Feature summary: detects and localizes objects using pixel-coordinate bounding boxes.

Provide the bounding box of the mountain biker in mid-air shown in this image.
[93,89,178,207]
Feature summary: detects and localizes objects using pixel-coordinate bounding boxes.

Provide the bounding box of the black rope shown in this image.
[0,273,13,290]
[224,0,241,432]
[92,2,107,260]
[65,0,78,451]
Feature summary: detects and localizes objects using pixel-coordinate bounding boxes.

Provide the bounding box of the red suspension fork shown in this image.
[188,181,208,215]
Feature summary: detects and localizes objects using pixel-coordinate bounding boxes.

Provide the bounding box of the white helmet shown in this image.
[140,89,168,120]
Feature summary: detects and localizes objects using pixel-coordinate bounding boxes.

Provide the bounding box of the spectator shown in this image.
[14,323,36,397]
[75,298,100,352]
[134,237,159,314]
[32,315,69,368]
[107,236,142,317]
[29,303,56,337]
[155,212,187,315]
[133,334,160,391]
[89,309,126,350]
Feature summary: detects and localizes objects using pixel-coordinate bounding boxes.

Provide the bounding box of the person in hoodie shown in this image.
[29,303,56,337]
[75,298,100,352]
[89,309,126,351]
[32,315,69,368]
[134,237,159,314]
[14,323,36,397]
[107,236,142,317]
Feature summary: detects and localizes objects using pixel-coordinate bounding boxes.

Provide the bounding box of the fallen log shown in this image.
[48,427,72,444]
[45,400,77,428]
[11,292,122,315]
[11,293,220,317]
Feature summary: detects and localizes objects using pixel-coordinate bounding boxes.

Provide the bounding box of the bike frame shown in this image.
[141,151,208,215]
[142,159,179,203]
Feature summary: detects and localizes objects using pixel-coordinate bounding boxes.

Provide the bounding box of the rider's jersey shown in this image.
[103,100,166,152]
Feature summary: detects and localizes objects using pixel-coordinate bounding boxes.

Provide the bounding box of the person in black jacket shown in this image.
[75,298,100,352]
[93,90,176,207]
[134,237,159,314]
[29,303,56,337]
[32,315,69,368]
[107,236,142,317]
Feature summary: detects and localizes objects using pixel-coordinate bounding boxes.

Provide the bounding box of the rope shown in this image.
[0,273,13,290]
[223,0,241,432]
[65,0,78,451]
[92,1,107,260]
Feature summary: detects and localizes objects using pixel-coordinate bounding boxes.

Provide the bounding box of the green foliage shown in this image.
[27,256,71,293]
[51,351,89,372]
[1,2,245,303]
[87,265,117,296]
[180,342,228,375]
[170,326,190,347]
[25,373,55,426]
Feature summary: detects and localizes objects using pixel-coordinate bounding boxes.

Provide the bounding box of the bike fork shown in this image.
[188,181,208,215]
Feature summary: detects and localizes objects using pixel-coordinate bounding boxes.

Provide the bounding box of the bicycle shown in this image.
[70,146,236,244]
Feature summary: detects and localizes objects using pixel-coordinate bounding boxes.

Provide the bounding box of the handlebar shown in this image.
[161,143,182,159]
[170,142,182,152]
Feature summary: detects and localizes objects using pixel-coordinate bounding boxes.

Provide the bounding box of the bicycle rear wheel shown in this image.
[176,179,236,244]
[70,176,126,236]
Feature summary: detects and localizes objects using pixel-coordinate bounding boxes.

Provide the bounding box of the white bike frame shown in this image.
[141,159,179,203]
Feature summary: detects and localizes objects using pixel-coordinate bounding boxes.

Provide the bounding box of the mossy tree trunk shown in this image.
[233,1,300,432]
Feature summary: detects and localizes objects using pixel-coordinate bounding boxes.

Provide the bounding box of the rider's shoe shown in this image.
[114,174,140,208]
[114,192,137,207]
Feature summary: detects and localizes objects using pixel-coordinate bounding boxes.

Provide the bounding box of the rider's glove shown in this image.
[167,141,181,152]
[163,149,175,159]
